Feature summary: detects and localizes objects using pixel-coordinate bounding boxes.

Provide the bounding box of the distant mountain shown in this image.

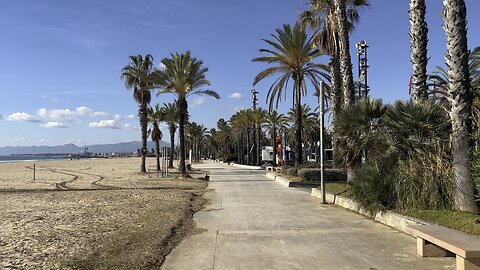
[0,141,170,155]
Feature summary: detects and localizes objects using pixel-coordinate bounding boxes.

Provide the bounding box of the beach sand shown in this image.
[0,157,208,270]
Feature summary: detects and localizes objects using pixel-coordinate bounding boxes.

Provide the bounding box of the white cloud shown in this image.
[88,119,120,129]
[41,121,69,128]
[93,111,109,117]
[228,92,245,100]
[37,106,107,122]
[190,97,206,108]
[7,112,41,123]
[0,114,3,119]
[76,106,93,115]
[88,120,136,130]
[113,114,123,121]
[126,114,136,119]
[122,124,136,130]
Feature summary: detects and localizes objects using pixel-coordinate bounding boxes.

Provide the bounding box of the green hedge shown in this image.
[297,168,346,182]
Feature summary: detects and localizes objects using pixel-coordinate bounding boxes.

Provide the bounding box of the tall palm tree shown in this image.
[263,111,286,167]
[147,104,163,172]
[121,54,154,173]
[154,51,220,175]
[251,108,267,166]
[160,102,178,169]
[300,0,368,145]
[409,0,429,101]
[253,22,330,166]
[442,0,479,213]
[300,0,367,167]
[333,0,355,107]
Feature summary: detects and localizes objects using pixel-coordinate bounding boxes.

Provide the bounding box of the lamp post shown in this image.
[319,81,326,204]
[355,40,369,99]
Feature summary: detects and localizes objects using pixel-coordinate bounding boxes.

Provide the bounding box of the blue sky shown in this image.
[0,0,479,147]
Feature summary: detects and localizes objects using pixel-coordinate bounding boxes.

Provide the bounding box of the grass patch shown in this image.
[325,183,350,197]
[399,209,480,236]
[276,173,303,182]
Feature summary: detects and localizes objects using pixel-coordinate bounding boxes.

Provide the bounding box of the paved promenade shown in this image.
[161,162,454,270]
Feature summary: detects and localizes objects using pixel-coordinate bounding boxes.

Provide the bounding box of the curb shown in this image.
[310,188,428,236]
[229,163,263,170]
[266,172,292,187]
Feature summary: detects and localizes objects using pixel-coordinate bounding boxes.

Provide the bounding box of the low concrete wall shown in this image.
[311,188,427,236]
[230,163,263,170]
[266,172,293,187]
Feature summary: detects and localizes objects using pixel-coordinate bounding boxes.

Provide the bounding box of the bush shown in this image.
[349,164,395,214]
[285,167,299,176]
[297,168,346,182]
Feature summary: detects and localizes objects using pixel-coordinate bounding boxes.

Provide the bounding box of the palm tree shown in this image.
[300,0,368,155]
[333,0,355,107]
[429,47,480,132]
[286,104,319,146]
[409,0,429,101]
[147,104,163,172]
[154,51,220,175]
[263,111,286,167]
[334,98,387,182]
[300,0,368,167]
[442,0,479,213]
[251,108,267,166]
[160,102,178,168]
[121,54,154,173]
[253,22,330,166]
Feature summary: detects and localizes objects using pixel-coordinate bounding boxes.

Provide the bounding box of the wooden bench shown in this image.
[406,225,480,270]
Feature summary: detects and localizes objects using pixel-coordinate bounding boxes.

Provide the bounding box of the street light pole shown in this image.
[319,82,326,204]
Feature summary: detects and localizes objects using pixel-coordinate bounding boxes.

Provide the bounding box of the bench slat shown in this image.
[406,225,480,258]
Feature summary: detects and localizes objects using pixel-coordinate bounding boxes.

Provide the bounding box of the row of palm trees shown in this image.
[211,105,323,167]
[408,0,478,212]
[121,51,220,176]
[248,0,479,213]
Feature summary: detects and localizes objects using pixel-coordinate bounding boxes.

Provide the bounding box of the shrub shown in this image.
[349,164,395,214]
[297,168,346,182]
[285,167,299,176]
[393,154,453,211]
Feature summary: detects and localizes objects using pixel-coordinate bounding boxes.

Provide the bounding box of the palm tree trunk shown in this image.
[330,54,342,167]
[409,0,429,101]
[272,128,277,167]
[178,98,187,175]
[139,103,148,173]
[443,0,479,213]
[155,139,160,172]
[295,81,303,166]
[334,0,355,107]
[246,129,251,165]
[169,126,175,168]
[256,124,261,166]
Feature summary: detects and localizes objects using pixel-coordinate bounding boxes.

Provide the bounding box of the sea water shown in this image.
[0,155,68,163]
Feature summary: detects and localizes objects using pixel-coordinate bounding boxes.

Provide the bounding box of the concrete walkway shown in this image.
[161,162,454,270]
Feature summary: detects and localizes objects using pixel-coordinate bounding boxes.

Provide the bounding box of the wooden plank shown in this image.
[406,225,480,258]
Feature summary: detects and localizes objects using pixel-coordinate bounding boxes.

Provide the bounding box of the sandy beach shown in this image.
[0,157,208,269]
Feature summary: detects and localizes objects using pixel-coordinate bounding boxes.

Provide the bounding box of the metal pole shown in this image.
[33,163,36,181]
[319,82,326,204]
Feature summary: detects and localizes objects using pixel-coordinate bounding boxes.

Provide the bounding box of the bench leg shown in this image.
[456,256,480,270]
[417,238,448,257]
